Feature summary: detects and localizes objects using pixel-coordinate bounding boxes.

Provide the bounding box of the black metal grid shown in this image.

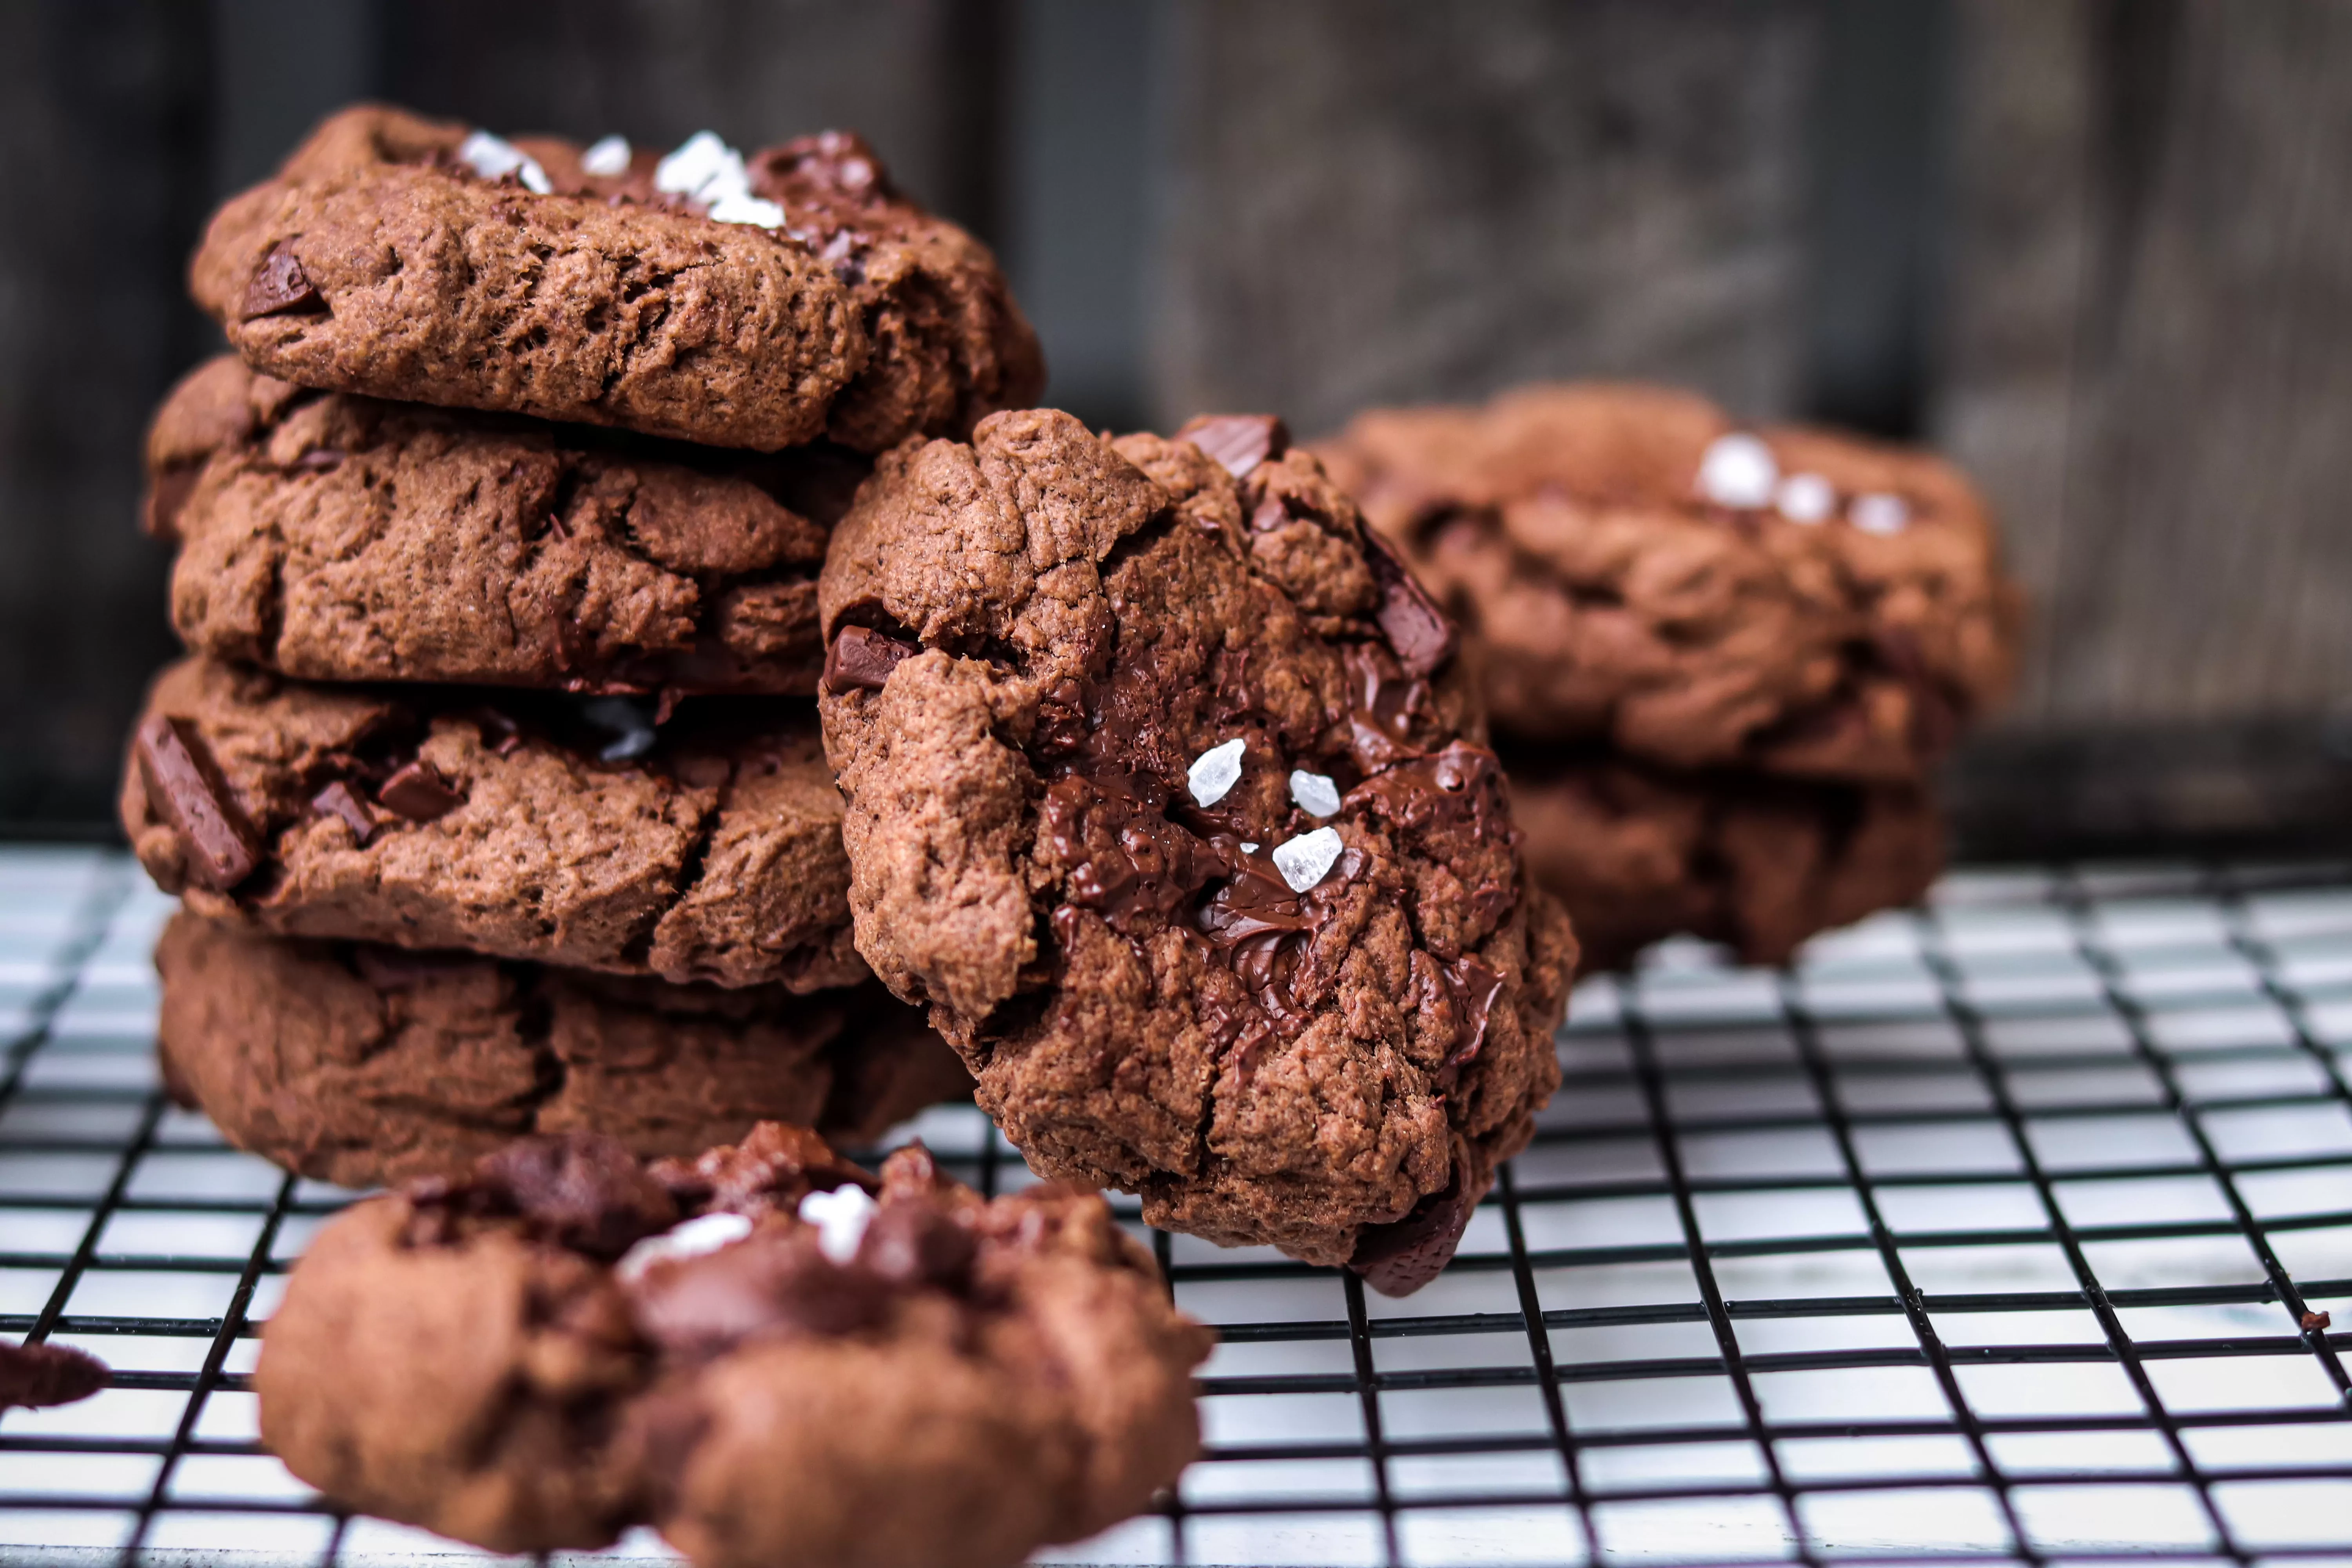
[4,851,2350,1566]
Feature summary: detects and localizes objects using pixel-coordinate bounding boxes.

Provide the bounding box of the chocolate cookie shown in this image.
[1509,754,1942,973]
[122,658,862,990]
[816,410,1575,1289]
[146,356,866,694]
[1319,383,2023,783]
[192,106,1043,453]
[257,1126,1213,1566]
[155,913,970,1188]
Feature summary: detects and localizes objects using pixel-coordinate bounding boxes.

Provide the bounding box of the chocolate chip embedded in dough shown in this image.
[1361,529,1457,677]
[858,1201,977,1292]
[470,1131,679,1260]
[241,242,326,320]
[135,714,261,891]
[821,625,917,695]
[310,780,377,845]
[1349,1165,1477,1297]
[376,760,464,822]
[1174,414,1290,479]
[0,1340,109,1411]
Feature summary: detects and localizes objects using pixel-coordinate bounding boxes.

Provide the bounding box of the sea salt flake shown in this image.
[706,192,787,229]
[459,130,551,195]
[655,130,753,207]
[1850,492,1911,535]
[799,1185,877,1263]
[1290,769,1342,817]
[1272,827,1344,893]
[581,134,632,178]
[1188,738,1246,807]
[614,1211,751,1283]
[1696,433,1778,510]
[1775,472,1835,524]
[1240,842,1260,854]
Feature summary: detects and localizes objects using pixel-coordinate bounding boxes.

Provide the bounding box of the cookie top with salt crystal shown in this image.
[191,105,1043,453]
[1318,382,2024,785]
[813,409,1576,1291]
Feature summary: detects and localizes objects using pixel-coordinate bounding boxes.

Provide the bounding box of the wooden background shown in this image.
[3,0,2348,849]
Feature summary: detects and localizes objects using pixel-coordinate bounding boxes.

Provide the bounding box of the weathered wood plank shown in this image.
[1151,0,1821,436]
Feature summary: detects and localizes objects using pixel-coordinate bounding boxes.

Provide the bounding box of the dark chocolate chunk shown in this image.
[1349,1163,1475,1298]
[858,1201,977,1292]
[135,715,261,891]
[822,625,918,695]
[1361,528,1458,677]
[1040,771,1218,935]
[376,760,464,822]
[1174,414,1289,479]
[0,1339,109,1410]
[463,706,524,757]
[628,1230,893,1356]
[651,1122,873,1219]
[241,242,326,320]
[466,1131,678,1260]
[310,780,377,845]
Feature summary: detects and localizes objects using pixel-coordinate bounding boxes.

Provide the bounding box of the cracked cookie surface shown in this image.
[122,657,862,990]
[1508,752,1941,973]
[257,1126,1212,1568]
[1319,383,2023,784]
[817,410,1574,1288]
[146,356,864,694]
[155,913,971,1188]
[192,105,1043,452]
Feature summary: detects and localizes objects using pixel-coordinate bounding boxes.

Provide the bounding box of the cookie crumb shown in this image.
[1272,827,1345,893]
[1187,738,1246,807]
[1696,432,1777,510]
[2303,1310,2333,1333]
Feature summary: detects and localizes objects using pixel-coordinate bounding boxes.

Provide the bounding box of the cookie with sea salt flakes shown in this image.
[255,1125,1212,1567]
[1318,383,2024,784]
[121,657,863,991]
[815,410,1577,1291]
[191,105,1042,452]
[145,355,867,695]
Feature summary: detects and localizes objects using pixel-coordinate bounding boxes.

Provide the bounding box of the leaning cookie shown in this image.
[257,1126,1213,1567]
[816,410,1575,1290]
[122,658,863,990]
[145,356,867,695]
[155,913,970,1187]
[1319,383,2023,784]
[1508,753,1942,973]
[191,106,1042,453]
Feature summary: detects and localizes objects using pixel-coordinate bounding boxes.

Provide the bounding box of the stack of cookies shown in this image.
[1322,383,2024,971]
[125,107,1041,1183]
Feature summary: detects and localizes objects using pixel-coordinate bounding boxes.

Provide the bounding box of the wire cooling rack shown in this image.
[2,849,2349,1566]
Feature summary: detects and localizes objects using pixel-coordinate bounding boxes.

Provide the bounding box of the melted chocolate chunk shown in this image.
[241,242,326,320]
[1345,742,1504,836]
[310,780,377,845]
[651,1121,872,1218]
[376,760,464,822]
[413,1131,679,1261]
[1040,771,1219,935]
[858,1201,978,1292]
[1174,414,1289,479]
[1361,528,1457,678]
[628,1230,894,1356]
[1349,1164,1475,1297]
[135,715,261,891]
[0,1339,109,1411]
[1436,955,1504,1085]
[822,625,918,695]
[1196,839,1312,946]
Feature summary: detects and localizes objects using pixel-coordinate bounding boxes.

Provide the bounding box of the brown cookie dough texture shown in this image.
[817,410,1575,1288]
[191,105,1043,453]
[1510,755,1942,974]
[257,1126,1213,1567]
[1319,383,2024,784]
[122,658,862,990]
[155,913,970,1188]
[146,356,866,694]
